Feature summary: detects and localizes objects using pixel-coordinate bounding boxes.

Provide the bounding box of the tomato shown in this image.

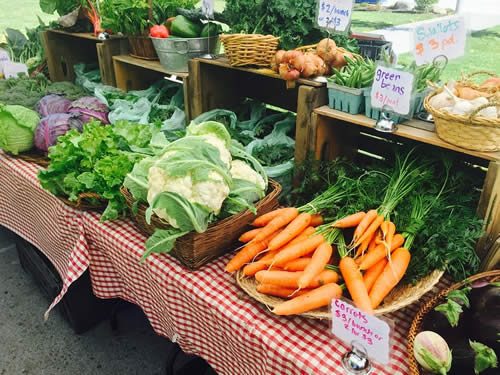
[150,25,169,38]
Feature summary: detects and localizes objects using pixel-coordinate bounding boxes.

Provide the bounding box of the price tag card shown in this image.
[370,65,414,115]
[412,15,466,65]
[331,299,391,364]
[2,61,28,79]
[0,48,9,63]
[316,0,354,33]
[201,0,215,18]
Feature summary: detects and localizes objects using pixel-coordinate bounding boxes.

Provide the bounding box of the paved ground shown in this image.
[0,226,171,375]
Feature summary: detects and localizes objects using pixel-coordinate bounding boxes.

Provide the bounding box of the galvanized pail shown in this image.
[151,36,219,73]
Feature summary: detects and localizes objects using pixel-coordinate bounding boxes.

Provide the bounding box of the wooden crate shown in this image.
[112,55,190,119]
[41,30,128,86]
[187,57,328,164]
[312,105,500,271]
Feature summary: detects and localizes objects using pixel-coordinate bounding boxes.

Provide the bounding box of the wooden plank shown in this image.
[295,85,328,165]
[97,40,129,86]
[313,115,359,161]
[112,55,189,78]
[41,31,60,82]
[480,236,500,271]
[113,58,128,91]
[183,75,191,122]
[196,57,326,88]
[48,29,125,41]
[314,106,500,162]
[187,59,203,119]
[476,161,500,259]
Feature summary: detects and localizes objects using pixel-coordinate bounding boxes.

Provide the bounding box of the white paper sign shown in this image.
[0,48,10,63]
[331,299,391,364]
[370,65,414,115]
[412,15,466,65]
[2,61,28,78]
[201,0,215,18]
[316,0,354,32]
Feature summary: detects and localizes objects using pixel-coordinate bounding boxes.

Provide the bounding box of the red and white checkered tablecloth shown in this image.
[0,152,90,317]
[82,209,440,375]
[0,154,447,375]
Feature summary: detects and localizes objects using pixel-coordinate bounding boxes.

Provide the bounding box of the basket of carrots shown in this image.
[225,152,451,317]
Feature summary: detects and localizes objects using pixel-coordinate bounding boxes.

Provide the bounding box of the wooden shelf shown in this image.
[113,55,189,78]
[314,106,500,162]
[196,57,326,88]
[48,29,126,41]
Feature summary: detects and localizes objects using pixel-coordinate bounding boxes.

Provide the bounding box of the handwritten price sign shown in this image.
[412,15,466,65]
[316,0,354,32]
[331,299,391,364]
[201,0,215,18]
[370,65,414,115]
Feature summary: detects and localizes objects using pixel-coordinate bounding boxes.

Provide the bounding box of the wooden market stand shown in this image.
[41,30,128,86]
[312,106,500,270]
[187,57,328,164]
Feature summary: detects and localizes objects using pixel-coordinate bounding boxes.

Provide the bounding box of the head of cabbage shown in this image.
[0,104,40,155]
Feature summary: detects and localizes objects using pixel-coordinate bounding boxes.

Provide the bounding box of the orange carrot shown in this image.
[352,209,378,243]
[339,257,374,314]
[354,231,374,259]
[255,269,338,288]
[268,212,312,251]
[356,233,404,270]
[257,284,309,299]
[368,231,381,252]
[363,258,387,293]
[239,227,262,243]
[332,211,366,228]
[369,248,411,309]
[310,214,324,227]
[354,215,384,248]
[242,250,279,276]
[251,208,288,227]
[225,231,279,273]
[272,234,325,266]
[253,207,299,243]
[272,283,342,315]
[298,242,333,288]
[385,221,396,249]
[283,257,312,271]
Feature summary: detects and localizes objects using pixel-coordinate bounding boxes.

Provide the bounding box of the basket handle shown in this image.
[468,100,500,121]
[462,70,498,80]
[173,40,189,54]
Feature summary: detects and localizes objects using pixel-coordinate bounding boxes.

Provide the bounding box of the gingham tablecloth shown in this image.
[82,209,435,375]
[0,153,90,317]
[1,154,443,374]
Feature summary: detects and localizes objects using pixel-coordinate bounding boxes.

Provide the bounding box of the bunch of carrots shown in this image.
[225,151,427,316]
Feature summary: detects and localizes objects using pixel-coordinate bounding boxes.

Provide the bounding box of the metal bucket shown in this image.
[151,36,219,73]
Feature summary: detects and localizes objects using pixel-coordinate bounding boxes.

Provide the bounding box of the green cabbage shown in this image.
[0,104,40,155]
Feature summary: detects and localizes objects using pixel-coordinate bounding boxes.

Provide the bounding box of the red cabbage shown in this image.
[34,113,83,152]
[68,96,109,124]
[36,95,72,117]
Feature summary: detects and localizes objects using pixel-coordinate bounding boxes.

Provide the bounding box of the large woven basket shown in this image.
[458,71,499,94]
[10,149,49,168]
[424,91,500,152]
[120,180,281,269]
[220,34,279,67]
[236,268,444,319]
[407,270,500,375]
[58,192,106,211]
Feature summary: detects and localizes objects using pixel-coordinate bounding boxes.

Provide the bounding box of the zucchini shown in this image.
[201,22,221,37]
[170,15,202,38]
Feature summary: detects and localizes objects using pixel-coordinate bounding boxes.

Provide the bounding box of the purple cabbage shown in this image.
[36,95,72,117]
[68,96,109,124]
[34,113,83,152]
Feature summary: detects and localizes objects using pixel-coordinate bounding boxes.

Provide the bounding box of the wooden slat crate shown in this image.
[41,30,128,86]
[312,105,500,271]
[187,57,328,164]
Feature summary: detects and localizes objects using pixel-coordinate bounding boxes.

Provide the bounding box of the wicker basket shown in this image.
[120,180,281,269]
[458,71,499,94]
[424,91,500,152]
[59,192,106,211]
[220,34,279,67]
[11,149,49,168]
[236,268,444,319]
[407,270,500,375]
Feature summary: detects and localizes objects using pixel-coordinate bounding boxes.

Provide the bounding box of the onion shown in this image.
[317,38,337,65]
[272,50,286,72]
[332,50,353,69]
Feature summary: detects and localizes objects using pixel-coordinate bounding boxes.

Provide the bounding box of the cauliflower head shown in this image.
[230,159,266,192]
